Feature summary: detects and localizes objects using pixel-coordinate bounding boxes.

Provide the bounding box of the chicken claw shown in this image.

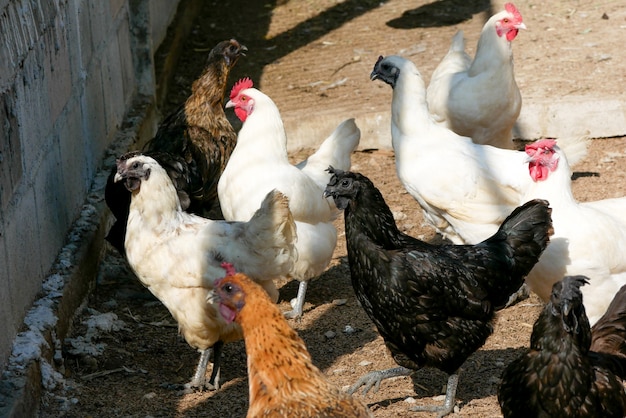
[183,342,223,393]
[283,281,307,319]
[409,373,459,417]
[347,366,412,396]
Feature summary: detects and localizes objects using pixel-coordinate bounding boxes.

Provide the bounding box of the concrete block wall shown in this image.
[0,0,180,377]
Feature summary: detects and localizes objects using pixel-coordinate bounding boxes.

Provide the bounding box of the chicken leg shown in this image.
[348,366,413,395]
[185,340,224,391]
[348,366,459,417]
[410,372,459,417]
[284,280,308,319]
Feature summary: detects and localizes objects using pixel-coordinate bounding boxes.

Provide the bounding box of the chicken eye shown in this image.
[341,179,350,187]
[132,162,140,169]
[503,18,509,23]
[223,283,234,293]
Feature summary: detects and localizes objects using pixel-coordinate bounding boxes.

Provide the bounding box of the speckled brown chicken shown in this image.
[214,266,374,418]
[105,38,246,255]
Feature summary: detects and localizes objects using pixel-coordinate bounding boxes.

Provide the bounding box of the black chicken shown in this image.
[323,167,553,417]
[498,277,626,418]
[590,283,626,368]
[105,38,246,255]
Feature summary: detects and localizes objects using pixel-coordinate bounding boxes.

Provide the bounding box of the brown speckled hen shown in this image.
[105,39,246,255]
[323,168,552,417]
[214,265,373,418]
[498,276,626,418]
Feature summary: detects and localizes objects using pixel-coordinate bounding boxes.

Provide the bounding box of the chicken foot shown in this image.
[347,366,413,395]
[348,366,459,417]
[284,280,308,319]
[184,340,224,392]
[409,372,459,418]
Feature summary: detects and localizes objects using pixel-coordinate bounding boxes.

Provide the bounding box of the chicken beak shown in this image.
[225,100,235,109]
[517,22,527,30]
[113,172,124,183]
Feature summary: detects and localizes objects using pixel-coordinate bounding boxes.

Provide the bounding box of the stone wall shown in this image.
[0,0,179,377]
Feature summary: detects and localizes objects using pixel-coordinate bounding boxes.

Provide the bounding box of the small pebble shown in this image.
[333,299,347,306]
[358,360,373,367]
[325,331,336,339]
[343,325,356,334]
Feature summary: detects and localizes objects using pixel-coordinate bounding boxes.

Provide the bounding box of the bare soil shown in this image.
[40,1,626,417]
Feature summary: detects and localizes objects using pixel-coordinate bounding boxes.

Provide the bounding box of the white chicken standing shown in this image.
[115,152,297,391]
[217,78,361,319]
[521,139,626,324]
[427,3,526,149]
[370,54,587,246]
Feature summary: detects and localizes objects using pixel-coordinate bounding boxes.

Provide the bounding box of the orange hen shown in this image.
[214,264,373,418]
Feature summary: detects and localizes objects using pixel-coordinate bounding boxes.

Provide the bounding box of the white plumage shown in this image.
[115,153,296,390]
[427,3,526,149]
[372,54,530,245]
[371,55,587,247]
[217,79,360,318]
[521,140,626,325]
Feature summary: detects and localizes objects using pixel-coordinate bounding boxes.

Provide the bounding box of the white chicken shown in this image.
[217,78,361,318]
[521,139,626,324]
[370,55,587,246]
[114,152,297,391]
[427,3,526,149]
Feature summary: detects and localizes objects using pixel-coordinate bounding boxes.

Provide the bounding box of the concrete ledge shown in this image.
[281,96,626,154]
[515,96,626,140]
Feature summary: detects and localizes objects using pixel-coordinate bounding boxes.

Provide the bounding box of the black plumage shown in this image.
[105,39,246,255]
[323,167,553,417]
[499,277,626,418]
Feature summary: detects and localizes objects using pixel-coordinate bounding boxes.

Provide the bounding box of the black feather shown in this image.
[324,169,552,413]
[498,277,626,418]
[104,39,245,255]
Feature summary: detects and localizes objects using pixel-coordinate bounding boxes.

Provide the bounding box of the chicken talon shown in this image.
[409,373,458,417]
[348,367,413,396]
[283,281,308,320]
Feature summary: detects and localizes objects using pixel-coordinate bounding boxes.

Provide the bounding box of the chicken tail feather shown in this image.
[480,199,553,308]
[590,284,626,378]
[242,189,297,281]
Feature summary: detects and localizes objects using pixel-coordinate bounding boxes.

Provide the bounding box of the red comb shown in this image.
[230,77,253,100]
[525,138,557,153]
[221,262,237,277]
[505,3,522,21]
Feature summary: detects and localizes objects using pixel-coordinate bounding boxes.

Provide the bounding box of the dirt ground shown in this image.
[39,1,626,417]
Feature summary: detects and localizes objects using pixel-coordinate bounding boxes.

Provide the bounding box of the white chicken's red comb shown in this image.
[525,138,557,155]
[504,3,522,21]
[230,77,253,100]
[221,261,237,277]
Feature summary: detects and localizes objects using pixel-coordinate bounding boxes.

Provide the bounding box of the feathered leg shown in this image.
[410,372,459,417]
[284,280,308,319]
